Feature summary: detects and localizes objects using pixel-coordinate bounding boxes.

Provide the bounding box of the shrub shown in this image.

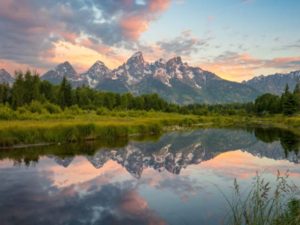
[96,107,109,115]
[65,105,83,114]
[27,101,46,114]
[0,105,15,120]
[16,106,28,114]
[44,102,62,114]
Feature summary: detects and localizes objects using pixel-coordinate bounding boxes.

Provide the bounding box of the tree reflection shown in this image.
[254,127,300,155]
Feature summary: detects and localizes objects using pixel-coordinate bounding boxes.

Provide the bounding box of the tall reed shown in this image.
[223,171,300,225]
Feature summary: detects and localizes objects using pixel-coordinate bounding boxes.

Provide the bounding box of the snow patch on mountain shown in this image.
[0,69,14,85]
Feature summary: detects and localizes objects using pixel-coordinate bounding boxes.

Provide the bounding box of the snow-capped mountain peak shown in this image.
[41,61,77,84]
[153,58,167,66]
[0,69,14,85]
[167,56,183,67]
[127,51,144,65]
[111,51,150,86]
[94,60,105,66]
[40,52,260,104]
[80,61,111,88]
[87,60,110,73]
[56,61,77,76]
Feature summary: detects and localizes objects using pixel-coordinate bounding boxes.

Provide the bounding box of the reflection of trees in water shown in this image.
[0,134,161,166]
[2,128,300,167]
[254,127,300,156]
[0,137,131,166]
[254,127,281,143]
[280,132,300,156]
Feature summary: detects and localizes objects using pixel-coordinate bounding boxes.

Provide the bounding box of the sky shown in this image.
[0,0,300,82]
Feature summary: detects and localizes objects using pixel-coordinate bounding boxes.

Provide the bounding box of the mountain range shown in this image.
[1,52,300,104]
[243,70,300,95]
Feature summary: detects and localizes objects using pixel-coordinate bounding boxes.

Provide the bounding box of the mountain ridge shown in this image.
[0,69,14,85]
[243,70,300,95]
[1,52,299,104]
[39,52,259,104]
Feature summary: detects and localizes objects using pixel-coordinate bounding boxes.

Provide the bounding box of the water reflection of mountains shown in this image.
[2,128,300,178]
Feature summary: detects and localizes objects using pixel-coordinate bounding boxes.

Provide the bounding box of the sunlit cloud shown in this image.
[52,41,127,73]
[199,52,300,81]
[48,158,127,188]
[0,0,299,81]
[0,0,171,72]
[120,15,150,40]
[199,150,300,180]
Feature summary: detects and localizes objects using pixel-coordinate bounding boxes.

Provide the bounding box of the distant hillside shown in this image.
[243,71,300,95]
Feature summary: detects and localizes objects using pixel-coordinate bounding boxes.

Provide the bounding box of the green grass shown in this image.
[0,111,203,147]
[1,110,300,147]
[223,172,300,225]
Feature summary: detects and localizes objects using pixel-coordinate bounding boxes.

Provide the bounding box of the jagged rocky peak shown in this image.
[56,61,77,76]
[167,56,183,67]
[88,60,110,73]
[112,51,150,85]
[41,61,78,84]
[39,51,262,104]
[154,58,167,66]
[127,51,145,65]
[95,60,105,65]
[80,60,112,88]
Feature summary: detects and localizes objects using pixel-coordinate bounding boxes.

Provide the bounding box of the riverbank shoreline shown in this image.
[1,113,300,149]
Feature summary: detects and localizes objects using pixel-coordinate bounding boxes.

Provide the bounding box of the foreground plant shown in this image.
[223,171,300,225]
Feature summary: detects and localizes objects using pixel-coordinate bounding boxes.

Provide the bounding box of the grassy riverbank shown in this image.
[0,111,200,147]
[1,111,300,148]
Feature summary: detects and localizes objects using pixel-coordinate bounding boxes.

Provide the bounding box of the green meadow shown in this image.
[0,111,198,147]
[2,108,300,148]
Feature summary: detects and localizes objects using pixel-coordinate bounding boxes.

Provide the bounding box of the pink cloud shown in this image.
[119,0,170,40]
[120,16,149,40]
[199,150,300,180]
[199,52,300,81]
[119,190,167,225]
[0,0,171,71]
[149,0,170,12]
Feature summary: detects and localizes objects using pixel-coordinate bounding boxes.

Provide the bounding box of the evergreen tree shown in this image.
[293,82,300,94]
[103,92,116,110]
[284,84,290,95]
[293,82,300,111]
[0,83,10,104]
[31,73,41,101]
[11,71,26,109]
[40,80,55,102]
[23,71,41,103]
[133,96,145,110]
[282,92,297,116]
[254,93,281,114]
[120,93,134,110]
[58,77,73,109]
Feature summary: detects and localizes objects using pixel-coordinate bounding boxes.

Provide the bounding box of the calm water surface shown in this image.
[0,127,300,225]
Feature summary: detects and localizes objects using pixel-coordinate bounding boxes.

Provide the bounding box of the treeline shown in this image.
[0,71,177,113]
[253,84,300,115]
[0,70,300,116]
